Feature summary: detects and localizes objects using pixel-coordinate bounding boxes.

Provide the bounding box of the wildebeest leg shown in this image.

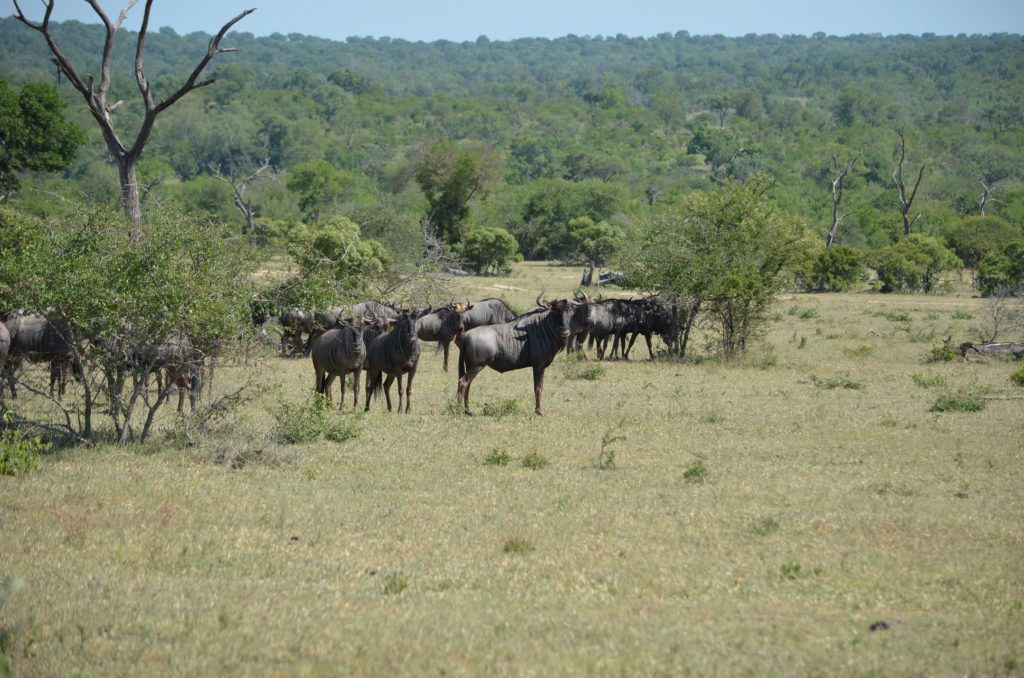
[188,369,202,411]
[442,342,450,372]
[363,370,378,412]
[456,364,486,415]
[645,332,654,359]
[351,368,361,412]
[338,372,347,411]
[49,358,65,400]
[383,374,396,412]
[623,331,640,360]
[403,368,416,414]
[532,363,546,416]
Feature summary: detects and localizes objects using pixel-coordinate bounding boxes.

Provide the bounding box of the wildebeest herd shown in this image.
[1,293,681,418]
[261,292,681,416]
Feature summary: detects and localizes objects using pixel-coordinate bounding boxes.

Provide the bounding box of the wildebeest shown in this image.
[2,314,78,400]
[279,309,313,356]
[456,294,590,416]
[0,320,10,398]
[619,296,680,359]
[310,319,370,411]
[353,300,400,322]
[363,308,429,414]
[146,333,203,413]
[416,303,471,372]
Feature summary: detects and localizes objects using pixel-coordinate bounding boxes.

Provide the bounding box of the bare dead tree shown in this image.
[11,1,254,235]
[826,151,861,247]
[892,129,926,236]
[210,158,271,242]
[976,179,1006,217]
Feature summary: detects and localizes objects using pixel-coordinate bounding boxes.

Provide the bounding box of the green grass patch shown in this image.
[951,310,973,320]
[502,536,535,554]
[484,448,511,466]
[382,571,410,595]
[1011,367,1024,387]
[912,373,948,389]
[926,345,958,363]
[843,344,874,358]
[481,398,522,417]
[931,391,986,413]
[0,419,50,476]
[683,459,708,483]
[751,516,781,536]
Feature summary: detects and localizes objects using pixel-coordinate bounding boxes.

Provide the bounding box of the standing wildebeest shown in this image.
[2,314,78,400]
[310,319,370,411]
[416,303,473,372]
[620,296,680,359]
[363,309,429,414]
[146,334,203,413]
[456,294,590,416]
[353,300,400,322]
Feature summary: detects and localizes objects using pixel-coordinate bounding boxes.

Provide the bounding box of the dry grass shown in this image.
[1,263,1022,675]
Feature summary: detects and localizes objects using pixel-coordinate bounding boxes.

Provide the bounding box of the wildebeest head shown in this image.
[439,301,473,339]
[537,294,588,340]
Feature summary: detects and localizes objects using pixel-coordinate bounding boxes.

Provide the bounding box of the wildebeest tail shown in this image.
[457,335,467,379]
[370,372,384,397]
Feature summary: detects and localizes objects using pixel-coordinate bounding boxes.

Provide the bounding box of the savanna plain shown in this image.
[1,262,1022,676]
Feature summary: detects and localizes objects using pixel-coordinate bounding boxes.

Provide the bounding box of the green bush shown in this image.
[0,423,50,476]
[484,448,511,465]
[931,391,986,412]
[975,241,1024,297]
[871,234,962,293]
[946,215,1021,268]
[926,345,958,363]
[458,225,521,274]
[1010,367,1024,387]
[683,460,708,483]
[809,246,866,292]
[273,394,362,444]
[521,451,550,470]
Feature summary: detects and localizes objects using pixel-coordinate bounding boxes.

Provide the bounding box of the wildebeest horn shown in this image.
[536,292,545,308]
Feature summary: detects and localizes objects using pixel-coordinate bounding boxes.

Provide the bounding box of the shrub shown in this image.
[946,215,1021,268]
[482,398,521,417]
[871,234,962,293]
[562,353,605,380]
[1011,367,1024,387]
[502,536,535,554]
[0,419,51,476]
[458,225,521,274]
[810,246,866,292]
[683,460,708,483]
[273,394,362,444]
[975,242,1024,297]
[912,373,948,388]
[382,571,409,595]
[926,345,958,363]
[521,451,550,470]
[931,391,986,413]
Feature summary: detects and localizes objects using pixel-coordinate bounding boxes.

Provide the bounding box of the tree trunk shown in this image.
[118,157,142,234]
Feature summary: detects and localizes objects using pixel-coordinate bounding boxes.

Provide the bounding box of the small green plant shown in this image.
[0,415,50,476]
[926,345,958,363]
[443,399,464,416]
[951,309,973,320]
[931,391,986,413]
[797,336,807,349]
[482,398,521,417]
[780,559,804,580]
[562,353,605,380]
[484,448,511,466]
[324,416,362,443]
[810,374,863,390]
[881,310,911,322]
[272,394,362,444]
[797,307,819,319]
[912,373,948,389]
[521,451,550,470]
[751,516,781,536]
[1011,367,1024,387]
[598,425,625,470]
[382,571,409,595]
[683,459,708,483]
[503,536,535,554]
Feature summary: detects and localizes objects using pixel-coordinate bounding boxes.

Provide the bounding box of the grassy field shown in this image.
[2,262,1022,676]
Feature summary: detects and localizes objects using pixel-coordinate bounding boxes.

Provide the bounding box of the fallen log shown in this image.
[958,342,1024,360]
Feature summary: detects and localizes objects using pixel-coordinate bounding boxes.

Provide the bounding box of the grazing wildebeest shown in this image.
[620,296,680,359]
[456,294,590,416]
[310,319,370,411]
[416,303,473,372]
[2,314,78,400]
[363,308,429,414]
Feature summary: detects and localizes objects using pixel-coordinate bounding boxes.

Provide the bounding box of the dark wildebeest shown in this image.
[416,303,472,372]
[2,314,78,400]
[584,299,618,360]
[310,319,370,411]
[363,308,429,414]
[456,294,590,416]
[620,296,680,359]
[279,309,313,356]
[353,300,400,322]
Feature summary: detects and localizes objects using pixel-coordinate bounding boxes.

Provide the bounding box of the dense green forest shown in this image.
[2,19,1023,283]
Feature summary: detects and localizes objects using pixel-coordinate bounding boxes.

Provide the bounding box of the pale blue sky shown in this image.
[5,0,1023,41]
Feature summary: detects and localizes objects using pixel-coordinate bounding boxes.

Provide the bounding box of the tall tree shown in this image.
[10,0,253,234]
[826,151,861,247]
[414,139,500,245]
[892,129,926,236]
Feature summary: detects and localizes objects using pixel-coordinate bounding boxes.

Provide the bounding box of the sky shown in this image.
[4,0,1023,42]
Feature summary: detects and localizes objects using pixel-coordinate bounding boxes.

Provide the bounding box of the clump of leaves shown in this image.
[751,516,781,536]
[810,374,863,390]
[951,309,973,320]
[503,536,535,554]
[683,459,708,483]
[484,448,511,466]
[521,451,550,470]
[1010,367,1024,387]
[912,373,948,389]
[0,414,50,476]
[797,307,819,319]
[382,571,409,595]
[562,353,605,380]
[931,391,986,413]
[482,398,521,417]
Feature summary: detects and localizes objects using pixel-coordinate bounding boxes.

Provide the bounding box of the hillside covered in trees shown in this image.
[2,19,1022,282]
